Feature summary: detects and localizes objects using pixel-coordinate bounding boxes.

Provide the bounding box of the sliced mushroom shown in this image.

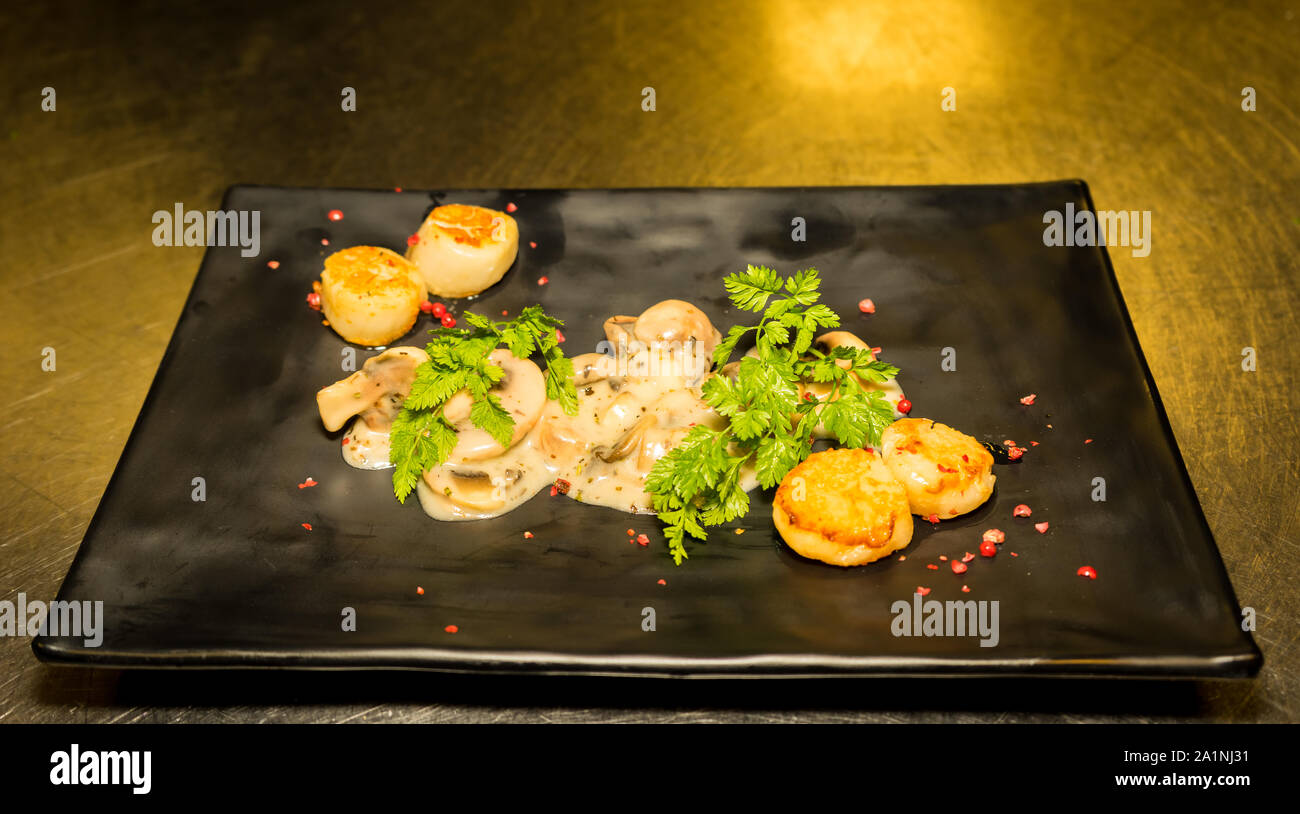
[593,390,722,470]
[571,351,619,387]
[603,314,638,345]
[650,389,721,429]
[595,413,659,463]
[445,349,547,462]
[533,413,588,461]
[423,466,524,513]
[632,400,726,473]
[316,346,430,433]
[601,390,643,427]
[635,426,690,473]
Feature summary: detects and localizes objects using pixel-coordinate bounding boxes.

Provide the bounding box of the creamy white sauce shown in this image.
[417,362,732,520]
[342,420,392,470]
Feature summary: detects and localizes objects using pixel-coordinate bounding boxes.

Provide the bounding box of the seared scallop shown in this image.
[405,204,519,298]
[317,246,425,347]
[880,418,995,519]
[773,448,913,566]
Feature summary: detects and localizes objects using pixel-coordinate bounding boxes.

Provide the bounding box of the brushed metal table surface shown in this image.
[1,0,1295,723]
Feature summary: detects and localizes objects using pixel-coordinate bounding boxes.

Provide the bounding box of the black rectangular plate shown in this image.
[34,183,1262,678]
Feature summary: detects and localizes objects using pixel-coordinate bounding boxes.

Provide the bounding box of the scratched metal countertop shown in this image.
[1,0,1296,723]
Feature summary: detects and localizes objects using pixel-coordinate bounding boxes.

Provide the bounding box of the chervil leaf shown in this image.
[818,394,868,449]
[763,298,796,321]
[783,267,821,305]
[453,336,497,368]
[729,405,772,440]
[461,311,495,331]
[807,356,847,383]
[723,264,784,311]
[852,358,900,384]
[500,325,536,358]
[857,390,898,447]
[755,433,801,488]
[405,367,467,410]
[792,325,815,354]
[470,392,514,449]
[464,370,492,399]
[542,345,579,416]
[390,409,457,504]
[802,303,840,331]
[736,356,799,416]
[645,425,726,502]
[818,389,897,449]
[427,341,456,367]
[762,321,790,347]
[713,324,751,367]
[701,374,742,416]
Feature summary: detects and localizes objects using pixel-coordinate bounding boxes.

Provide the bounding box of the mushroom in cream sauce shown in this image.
[317,346,429,469]
[316,300,908,527]
[440,350,548,463]
[416,299,731,520]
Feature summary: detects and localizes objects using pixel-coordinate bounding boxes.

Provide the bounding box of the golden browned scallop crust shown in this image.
[880,418,995,518]
[405,204,519,298]
[318,246,425,347]
[772,448,914,566]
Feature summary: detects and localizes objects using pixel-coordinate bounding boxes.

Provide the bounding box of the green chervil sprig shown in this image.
[389,305,578,503]
[645,265,900,564]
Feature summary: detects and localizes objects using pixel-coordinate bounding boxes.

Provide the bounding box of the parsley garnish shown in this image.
[389,306,578,503]
[645,266,900,564]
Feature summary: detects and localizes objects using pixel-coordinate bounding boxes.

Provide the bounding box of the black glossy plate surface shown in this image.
[35,183,1262,677]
